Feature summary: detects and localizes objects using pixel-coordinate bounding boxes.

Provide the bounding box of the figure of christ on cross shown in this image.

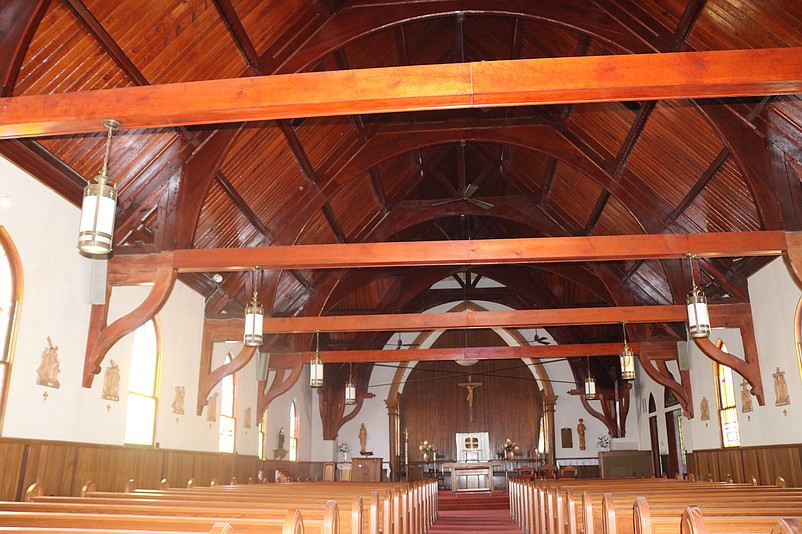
[458,374,482,422]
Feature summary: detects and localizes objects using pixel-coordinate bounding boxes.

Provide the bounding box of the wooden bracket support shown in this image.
[640,349,694,418]
[196,344,256,416]
[575,382,631,438]
[82,255,176,387]
[257,362,304,420]
[784,231,802,290]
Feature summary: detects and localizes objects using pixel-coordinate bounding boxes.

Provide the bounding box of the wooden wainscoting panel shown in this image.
[689,445,802,486]
[162,450,196,488]
[33,442,78,496]
[0,441,26,500]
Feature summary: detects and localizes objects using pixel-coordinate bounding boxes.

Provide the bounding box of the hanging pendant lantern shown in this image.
[78,119,120,255]
[310,331,324,388]
[584,356,597,400]
[686,254,711,339]
[344,361,356,405]
[619,322,636,381]
[243,270,263,346]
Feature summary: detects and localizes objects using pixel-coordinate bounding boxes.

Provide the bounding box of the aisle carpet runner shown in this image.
[429,491,523,533]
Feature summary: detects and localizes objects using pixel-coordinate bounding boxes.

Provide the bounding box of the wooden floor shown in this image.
[430,490,522,533]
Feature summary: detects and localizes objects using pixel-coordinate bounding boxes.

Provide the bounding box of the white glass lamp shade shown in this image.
[345,378,356,405]
[584,375,597,400]
[310,355,324,388]
[243,302,264,346]
[686,285,711,338]
[619,344,636,381]
[78,178,117,255]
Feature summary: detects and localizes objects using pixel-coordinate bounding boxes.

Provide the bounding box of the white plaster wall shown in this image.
[263,364,313,460]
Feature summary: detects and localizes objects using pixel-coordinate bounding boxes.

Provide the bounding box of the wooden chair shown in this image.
[561,465,578,478]
[516,466,536,480]
[538,464,558,479]
[323,462,336,481]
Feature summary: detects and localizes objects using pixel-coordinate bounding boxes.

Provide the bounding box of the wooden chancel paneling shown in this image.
[688,444,802,487]
[401,342,543,462]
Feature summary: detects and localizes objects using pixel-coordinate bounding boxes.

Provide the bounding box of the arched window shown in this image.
[257,410,267,460]
[219,351,237,453]
[795,297,801,384]
[537,415,546,454]
[289,400,299,462]
[0,227,22,433]
[714,339,740,448]
[124,318,161,445]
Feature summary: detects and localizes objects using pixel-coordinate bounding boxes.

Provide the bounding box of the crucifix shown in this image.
[458,374,482,422]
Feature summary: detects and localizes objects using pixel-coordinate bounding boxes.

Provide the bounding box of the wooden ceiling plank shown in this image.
[267,341,679,364]
[212,0,263,72]
[3,48,802,138]
[170,231,788,272]
[251,302,749,334]
[214,171,271,240]
[583,190,610,235]
[672,0,707,49]
[63,0,149,86]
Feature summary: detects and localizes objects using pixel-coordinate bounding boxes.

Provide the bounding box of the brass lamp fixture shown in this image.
[619,322,636,380]
[344,362,356,405]
[686,253,711,338]
[243,269,263,346]
[78,119,120,255]
[584,356,597,400]
[310,331,324,388]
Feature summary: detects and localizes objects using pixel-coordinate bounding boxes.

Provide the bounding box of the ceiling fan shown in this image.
[384,333,420,350]
[528,328,551,346]
[431,184,494,211]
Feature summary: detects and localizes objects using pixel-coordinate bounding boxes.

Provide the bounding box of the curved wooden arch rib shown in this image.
[275,0,647,74]
[82,265,176,387]
[257,361,303,419]
[639,351,694,419]
[784,231,802,290]
[196,344,256,415]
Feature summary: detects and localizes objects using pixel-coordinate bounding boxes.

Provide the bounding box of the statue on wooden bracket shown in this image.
[740,380,753,413]
[102,360,120,401]
[577,418,587,450]
[171,386,185,415]
[700,396,710,421]
[36,337,60,389]
[773,367,790,406]
[359,422,373,455]
[206,392,218,421]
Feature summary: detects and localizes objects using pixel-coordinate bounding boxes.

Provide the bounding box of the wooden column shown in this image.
[543,394,558,466]
[386,398,401,481]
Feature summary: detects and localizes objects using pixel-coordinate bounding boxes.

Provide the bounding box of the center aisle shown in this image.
[429,490,523,533]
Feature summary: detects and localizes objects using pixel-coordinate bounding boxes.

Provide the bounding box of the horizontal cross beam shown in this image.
[1,48,801,138]
[266,342,679,365]
[168,231,788,272]
[204,302,749,335]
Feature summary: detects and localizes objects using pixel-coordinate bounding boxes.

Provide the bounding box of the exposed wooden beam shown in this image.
[267,341,679,364]
[169,231,788,272]
[212,0,263,72]
[200,303,747,337]
[2,48,801,138]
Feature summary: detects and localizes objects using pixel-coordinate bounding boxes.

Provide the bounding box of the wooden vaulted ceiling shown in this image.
[1,0,802,394]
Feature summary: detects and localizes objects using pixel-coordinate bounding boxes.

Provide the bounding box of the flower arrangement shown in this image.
[596,434,611,450]
[503,438,519,452]
[419,440,436,455]
[338,442,350,454]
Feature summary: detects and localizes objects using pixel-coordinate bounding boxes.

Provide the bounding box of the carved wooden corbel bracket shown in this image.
[195,344,256,416]
[784,231,802,290]
[640,353,694,418]
[257,362,304,420]
[82,255,176,387]
[574,384,630,438]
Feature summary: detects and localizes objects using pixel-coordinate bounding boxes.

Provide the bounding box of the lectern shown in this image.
[351,457,383,481]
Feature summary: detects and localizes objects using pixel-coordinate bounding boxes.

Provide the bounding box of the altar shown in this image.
[443,462,502,493]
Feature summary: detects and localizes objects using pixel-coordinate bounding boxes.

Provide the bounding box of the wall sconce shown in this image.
[78,119,120,255]
[584,356,597,400]
[310,331,324,388]
[243,269,263,346]
[619,322,635,380]
[345,362,356,405]
[686,253,711,338]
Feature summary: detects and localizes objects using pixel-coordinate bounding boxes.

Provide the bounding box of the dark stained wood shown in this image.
[688,444,802,487]
[0,0,49,97]
[1,48,801,138]
[212,0,264,72]
[0,140,85,205]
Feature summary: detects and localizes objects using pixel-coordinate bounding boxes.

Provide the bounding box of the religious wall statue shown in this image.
[577,418,587,450]
[207,392,218,421]
[700,396,710,421]
[359,423,368,454]
[773,367,791,406]
[102,360,120,401]
[172,386,185,415]
[244,407,252,429]
[278,427,285,450]
[740,380,753,413]
[36,337,61,388]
